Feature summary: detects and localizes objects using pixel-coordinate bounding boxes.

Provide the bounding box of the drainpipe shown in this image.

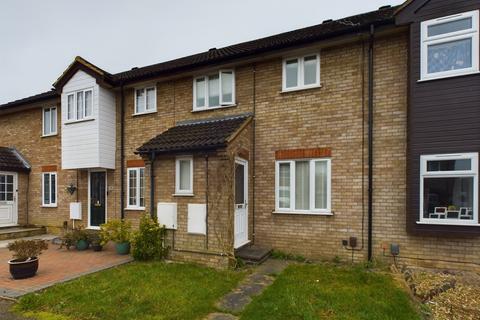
[367,24,375,262]
[252,64,257,244]
[149,151,156,218]
[205,154,209,250]
[120,84,126,219]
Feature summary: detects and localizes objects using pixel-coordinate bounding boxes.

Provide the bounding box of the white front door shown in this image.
[234,158,249,249]
[0,172,17,227]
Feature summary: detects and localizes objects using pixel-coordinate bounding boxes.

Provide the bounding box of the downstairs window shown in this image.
[420,153,478,225]
[42,172,57,207]
[275,158,331,214]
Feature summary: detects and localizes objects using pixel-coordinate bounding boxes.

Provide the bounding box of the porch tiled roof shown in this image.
[0,147,30,172]
[136,114,252,155]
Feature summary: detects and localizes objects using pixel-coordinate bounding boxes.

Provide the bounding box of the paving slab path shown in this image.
[206,259,289,319]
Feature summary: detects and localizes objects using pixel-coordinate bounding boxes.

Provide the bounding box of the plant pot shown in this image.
[115,242,130,255]
[92,243,103,252]
[76,239,89,251]
[8,257,39,279]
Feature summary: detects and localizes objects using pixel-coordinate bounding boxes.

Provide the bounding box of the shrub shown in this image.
[60,227,90,250]
[100,219,132,245]
[132,214,168,261]
[8,240,48,261]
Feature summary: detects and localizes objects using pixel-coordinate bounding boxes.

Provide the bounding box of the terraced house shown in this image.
[1,0,479,270]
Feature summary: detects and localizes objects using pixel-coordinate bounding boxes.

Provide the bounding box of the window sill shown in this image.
[418,70,480,83]
[132,110,157,117]
[281,84,322,94]
[41,133,58,138]
[273,210,333,216]
[125,207,145,211]
[64,118,95,125]
[87,226,101,230]
[41,205,57,208]
[172,193,195,197]
[416,220,479,227]
[191,104,236,113]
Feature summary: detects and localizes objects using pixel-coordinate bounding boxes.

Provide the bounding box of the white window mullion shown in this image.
[136,170,141,207]
[290,160,296,211]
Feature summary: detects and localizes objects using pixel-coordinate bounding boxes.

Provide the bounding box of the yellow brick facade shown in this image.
[1,29,479,270]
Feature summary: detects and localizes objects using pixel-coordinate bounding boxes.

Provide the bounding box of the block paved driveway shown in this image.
[0,243,132,298]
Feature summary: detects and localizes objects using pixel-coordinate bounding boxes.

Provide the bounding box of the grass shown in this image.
[14,261,244,320]
[240,264,422,320]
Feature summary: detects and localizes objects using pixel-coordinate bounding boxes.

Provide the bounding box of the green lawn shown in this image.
[240,264,421,320]
[14,262,244,320]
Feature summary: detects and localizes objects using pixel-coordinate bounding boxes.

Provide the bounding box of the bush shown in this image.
[132,214,168,261]
[8,240,48,261]
[60,227,90,250]
[100,219,132,245]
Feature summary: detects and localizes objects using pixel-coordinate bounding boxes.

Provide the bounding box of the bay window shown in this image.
[42,172,57,207]
[66,88,93,121]
[127,167,145,209]
[193,70,235,110]
[135,86,156,115]
[421,10,479,80]
[275,158,331,214]
[420,153,478,225]
[282,54,320,91]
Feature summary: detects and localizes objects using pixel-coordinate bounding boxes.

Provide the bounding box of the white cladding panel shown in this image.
[61,70,115,169]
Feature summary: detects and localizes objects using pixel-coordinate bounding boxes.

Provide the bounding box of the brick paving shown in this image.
[0,243,133,298]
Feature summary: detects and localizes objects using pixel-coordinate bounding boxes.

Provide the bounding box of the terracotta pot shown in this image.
[8,257,39,279]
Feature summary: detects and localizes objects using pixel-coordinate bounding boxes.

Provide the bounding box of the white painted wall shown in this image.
[61,70,116,169]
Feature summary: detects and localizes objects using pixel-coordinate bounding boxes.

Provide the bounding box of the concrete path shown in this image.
[0,234,57,249]
[0,300,30,320]
[206,259,289,319]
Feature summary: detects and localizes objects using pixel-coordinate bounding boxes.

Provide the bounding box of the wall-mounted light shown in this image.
[66,183,77,195]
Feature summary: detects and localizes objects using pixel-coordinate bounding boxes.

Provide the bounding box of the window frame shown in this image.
[193,70,236,111]
[282,53,321,92]
[420,10,479,81]
[419,153,478,226]
[65,88,94,122]
[42,106,57,137]
[175,156,194,195]
[275,158,331,215]
[126,167,145,210]
[134,86,157,115]
[42,172,57,207]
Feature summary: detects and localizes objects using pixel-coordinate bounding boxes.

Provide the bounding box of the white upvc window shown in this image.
[42,106,57,136]
[134,86,157,115]
[193,70,235,110]
[175,156,193,195]
[275,158,331,214]
[282,53,320,91]
[421,10,479,80]
[42,172,57,207]
[127,167,145,209]
[66,88,93,121]
[420,153,478,225]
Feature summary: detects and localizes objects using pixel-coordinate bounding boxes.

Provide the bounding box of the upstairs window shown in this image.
[66,89,93,121]
[127,167,145,209]
[42,172,57,207]
[421,10,479,80]
[193,70,235,110]
[420,153,478,225]
[135,86,156,115]
[282,54,320,91]
[275,158,331,214]
[175,156,193,195]
[42,106,57,136]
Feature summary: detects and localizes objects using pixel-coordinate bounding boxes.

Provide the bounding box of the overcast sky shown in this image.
[0,0,404,104]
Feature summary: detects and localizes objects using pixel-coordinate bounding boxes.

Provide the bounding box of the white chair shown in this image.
[459,207,473,220]
[429,207,447,219]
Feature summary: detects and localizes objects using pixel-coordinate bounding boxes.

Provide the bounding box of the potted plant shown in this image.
[7,239,48,279]
[100,219,132,255]
[74,228,90,251]
[88,231,103,252]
